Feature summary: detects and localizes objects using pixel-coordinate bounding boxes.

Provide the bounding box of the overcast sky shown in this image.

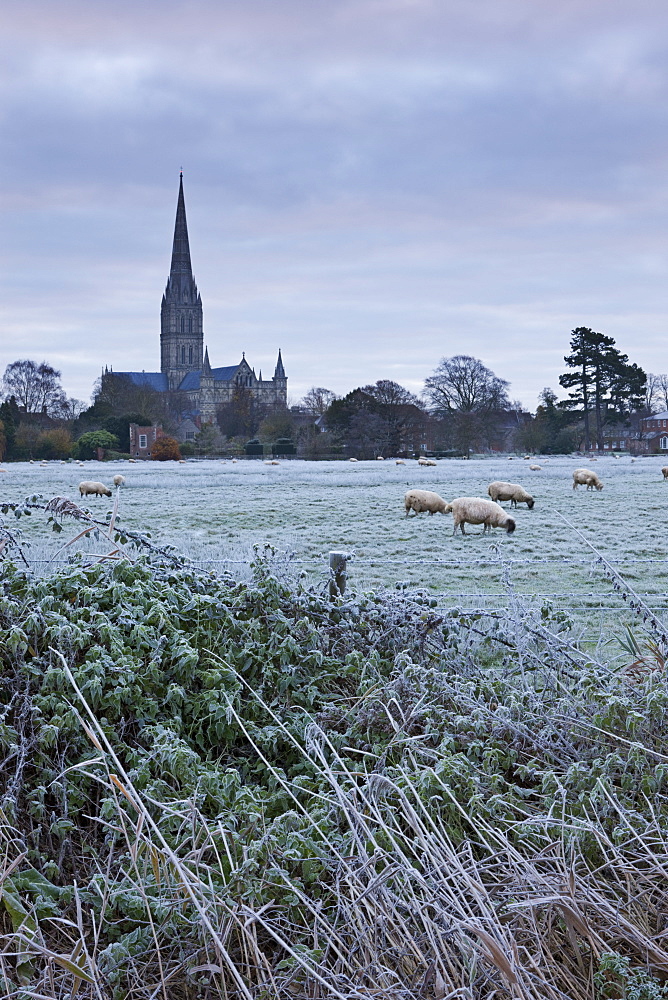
[2,0,667,410]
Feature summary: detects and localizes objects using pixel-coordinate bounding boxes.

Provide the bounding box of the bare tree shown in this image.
[301,387,339,415]
[424,356,510,454]
[424,356,510,414]
[647,373,668,413]
[361,380,426,455]
[2,359,68,415]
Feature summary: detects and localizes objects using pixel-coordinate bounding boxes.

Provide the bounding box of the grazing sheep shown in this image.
[79,480,112,498]
[395,459,406,465]
[662,467,668,480]
[487,481,535,509]
[404,489,448,516]
[417,457,437,467]
[349,458,358,463]
[529,464,541,471]
[444,497,516,535]
[376,456,384,461]
[523,455,531,460]
[572,468,604,491]
[113,474,125,487]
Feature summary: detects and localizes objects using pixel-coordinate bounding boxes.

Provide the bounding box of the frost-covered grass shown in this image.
[3,454,668,619]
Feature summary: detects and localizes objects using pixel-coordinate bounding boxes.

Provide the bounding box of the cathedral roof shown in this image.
[178,365,240,391]
[116,371,169,392]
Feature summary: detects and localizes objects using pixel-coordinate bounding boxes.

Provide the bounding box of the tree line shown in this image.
[0,328,660,460]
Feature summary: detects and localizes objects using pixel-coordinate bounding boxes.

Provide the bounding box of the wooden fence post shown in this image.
[329,551,349,599]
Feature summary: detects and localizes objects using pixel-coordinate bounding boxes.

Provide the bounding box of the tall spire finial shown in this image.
[169,172,192,276]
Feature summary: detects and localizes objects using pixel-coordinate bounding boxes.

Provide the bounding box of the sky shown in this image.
[1,0,667,411]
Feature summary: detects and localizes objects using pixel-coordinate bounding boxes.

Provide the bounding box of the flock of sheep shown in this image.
[404,466,606,536]
[61,458,668,541]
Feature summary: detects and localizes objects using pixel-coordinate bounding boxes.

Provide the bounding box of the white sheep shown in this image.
[662,467,668,480]
[376,456,384,461]
[417,457,437,467]
[349,458,358,463]
[79,480,112,498]
[404,489,448,516]
[113,474,125,487]
[572,468,604,491]
[395,459,406,465]
[444,497,516,535]
[487,481,535,509]
[529,464,541,471]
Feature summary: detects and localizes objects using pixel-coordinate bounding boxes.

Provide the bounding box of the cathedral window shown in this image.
[181,347,186,364]
[180,316,185,334]
[189,346,193,364]
[189,315,193,334]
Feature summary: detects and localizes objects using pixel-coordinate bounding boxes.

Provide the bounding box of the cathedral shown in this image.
[106,174,287,424]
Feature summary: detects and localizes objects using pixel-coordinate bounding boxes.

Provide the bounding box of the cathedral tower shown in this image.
[160,173,204,389]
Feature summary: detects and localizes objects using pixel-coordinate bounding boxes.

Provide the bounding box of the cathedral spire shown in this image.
[203,347,212,375]
[169,172,193,276]
[274,349,285,379]
[161,173,204,387]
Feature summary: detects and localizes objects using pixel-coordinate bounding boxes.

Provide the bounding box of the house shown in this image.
[129,423,164,458]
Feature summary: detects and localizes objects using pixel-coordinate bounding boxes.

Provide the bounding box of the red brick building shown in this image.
[129,424,164,459]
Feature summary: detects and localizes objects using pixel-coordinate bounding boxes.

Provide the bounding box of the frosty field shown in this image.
[3,454,668,623]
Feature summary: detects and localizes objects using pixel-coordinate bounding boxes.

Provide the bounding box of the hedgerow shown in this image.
[2,497,668,997]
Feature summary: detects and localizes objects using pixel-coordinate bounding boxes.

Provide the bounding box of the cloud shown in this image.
[1,0,668,407]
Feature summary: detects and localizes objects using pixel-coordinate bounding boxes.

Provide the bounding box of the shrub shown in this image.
[35,427,73,459]
[73,429,120,459]
[151,435,181,460]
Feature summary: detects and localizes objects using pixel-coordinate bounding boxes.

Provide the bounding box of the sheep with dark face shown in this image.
[79,481,112,498]
[572,468,603,491]
[444,497,516,535]
[487,481,535,509]
[404,489,448,516]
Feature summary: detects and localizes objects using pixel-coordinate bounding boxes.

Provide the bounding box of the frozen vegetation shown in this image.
[3,461,668,996]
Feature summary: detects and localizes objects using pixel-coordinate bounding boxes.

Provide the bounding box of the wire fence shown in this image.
[19,551,668,618]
